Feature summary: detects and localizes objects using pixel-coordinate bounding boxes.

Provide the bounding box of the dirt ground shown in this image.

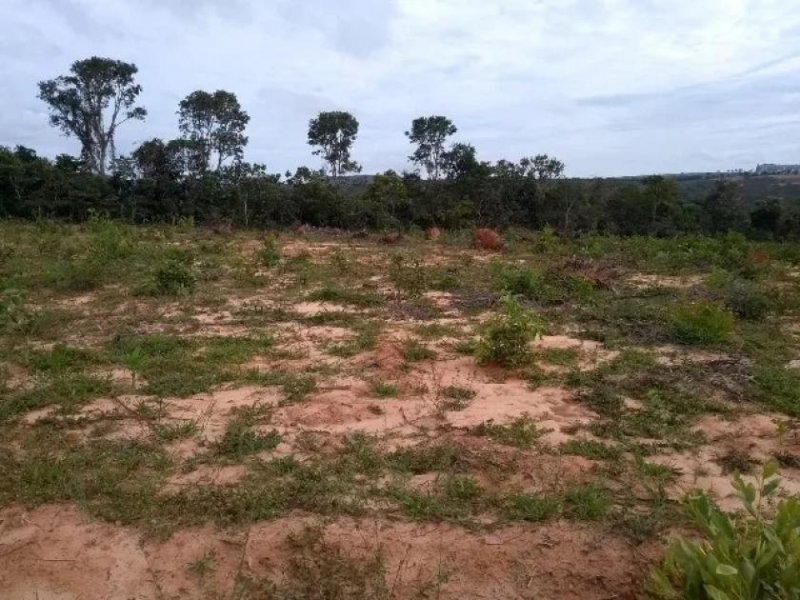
[1,225,799,599]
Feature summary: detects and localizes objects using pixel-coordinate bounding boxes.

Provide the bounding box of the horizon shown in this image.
[2,0,800,178]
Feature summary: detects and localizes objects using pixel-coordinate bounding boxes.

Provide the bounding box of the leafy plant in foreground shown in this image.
[649,462,800,599]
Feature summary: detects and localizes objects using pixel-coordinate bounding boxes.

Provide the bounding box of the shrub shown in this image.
[151,259,196,296]
[648,463,800,599]
[257,235,281,267]
[670,302,734,345]
[476,296,544,367]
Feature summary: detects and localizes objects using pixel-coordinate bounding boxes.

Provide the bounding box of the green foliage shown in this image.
[476,296,544,367]
[649,463,800,599]
[670,302,735,345]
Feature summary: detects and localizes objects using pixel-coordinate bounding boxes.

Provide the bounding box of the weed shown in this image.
[150,259,196,296]
[401,340,435,362]
[308,286,382,307]
[217,421,281,458]
[473,416,544,449]
[505,493,560,522]
[562,483,611,520]
[721,280,771,321]
[560,439,622,461]
[751,366,800,418]
[188,549,216,577]
[441,386,476,401]
[257,235,281,267]
[536,346,580,367]
[371,381,399,398]
[327,322,380,358]
[154,420,199,442]
[669,302,734,345]
[476,296,544,367]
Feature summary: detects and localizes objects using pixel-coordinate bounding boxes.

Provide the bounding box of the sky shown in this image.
[1,0,800,177]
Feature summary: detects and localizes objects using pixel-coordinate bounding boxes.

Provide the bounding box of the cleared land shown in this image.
[1,220,799,599]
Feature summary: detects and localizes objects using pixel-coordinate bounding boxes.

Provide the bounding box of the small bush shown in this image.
[151,259,196,296]
[649,463,800,599]
[476,296,544,367]
[257,235,281,267]
[669,302,734,345]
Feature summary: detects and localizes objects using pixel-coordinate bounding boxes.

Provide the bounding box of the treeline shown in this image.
[0,56,797,237]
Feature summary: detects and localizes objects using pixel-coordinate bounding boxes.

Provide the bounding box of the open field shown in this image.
[1,219,800,598]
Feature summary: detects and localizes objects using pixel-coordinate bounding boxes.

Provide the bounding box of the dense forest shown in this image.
[2,56,799,238]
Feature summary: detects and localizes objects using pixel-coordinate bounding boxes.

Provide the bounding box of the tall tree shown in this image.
[405,116,457,180]
[307,111,361,176]
[38,57,146,175]
[178,90,250,173]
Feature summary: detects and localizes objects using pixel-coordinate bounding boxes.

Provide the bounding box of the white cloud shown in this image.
[1,0,799,176]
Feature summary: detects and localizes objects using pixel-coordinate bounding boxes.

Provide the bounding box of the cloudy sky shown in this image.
[2,0,800,177]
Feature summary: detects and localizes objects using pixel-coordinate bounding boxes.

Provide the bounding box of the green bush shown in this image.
[670,302,734,345]
[649,463,800,599]
[152,259,196,296]
[476,296,544,367]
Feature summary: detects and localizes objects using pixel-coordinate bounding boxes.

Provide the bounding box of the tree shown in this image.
[178,90,250,173]
[38,57,146,176]
[307,111,361,176]
[405,116,457,180]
